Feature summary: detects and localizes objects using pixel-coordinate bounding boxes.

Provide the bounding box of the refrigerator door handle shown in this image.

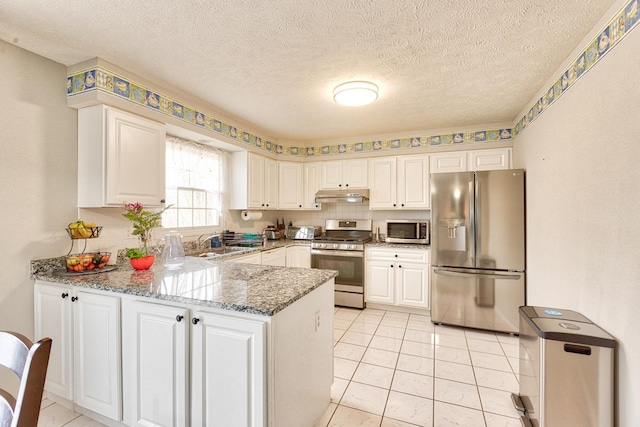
[433,268,522,281]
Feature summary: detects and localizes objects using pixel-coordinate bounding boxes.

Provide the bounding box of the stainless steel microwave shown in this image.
[385,220,430,244]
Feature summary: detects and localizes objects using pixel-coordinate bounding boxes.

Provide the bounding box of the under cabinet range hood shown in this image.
[314,189,370,203]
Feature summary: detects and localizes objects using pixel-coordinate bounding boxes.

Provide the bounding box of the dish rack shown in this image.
[222,232,264,247]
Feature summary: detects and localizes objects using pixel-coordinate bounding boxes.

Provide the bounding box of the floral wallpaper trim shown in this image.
[67,67,511,157]
[515,0,640,136]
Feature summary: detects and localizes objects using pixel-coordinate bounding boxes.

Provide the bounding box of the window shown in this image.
[162,137,225,228]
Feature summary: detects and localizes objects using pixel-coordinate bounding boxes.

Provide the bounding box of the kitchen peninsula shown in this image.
[32,257,337,427]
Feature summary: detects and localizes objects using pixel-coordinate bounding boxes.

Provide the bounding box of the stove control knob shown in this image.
[350,244,356,250]
[333,244,338,249]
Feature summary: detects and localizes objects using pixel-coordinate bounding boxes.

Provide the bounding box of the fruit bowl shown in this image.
[65,252,111,272]
[67,221,102,239]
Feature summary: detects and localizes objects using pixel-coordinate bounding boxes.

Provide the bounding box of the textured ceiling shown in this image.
[0,0,616,143]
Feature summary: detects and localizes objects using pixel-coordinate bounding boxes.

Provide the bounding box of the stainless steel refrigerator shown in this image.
[431,169,525,334]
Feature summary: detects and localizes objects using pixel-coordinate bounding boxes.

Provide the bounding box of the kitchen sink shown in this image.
[198,246,252,258]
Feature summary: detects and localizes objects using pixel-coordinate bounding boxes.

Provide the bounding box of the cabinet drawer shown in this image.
[366,248,429,263]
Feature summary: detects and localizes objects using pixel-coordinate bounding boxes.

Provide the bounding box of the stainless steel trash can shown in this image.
[512,306,615,427]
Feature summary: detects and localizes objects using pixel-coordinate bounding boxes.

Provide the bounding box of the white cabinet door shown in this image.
[34,282,74,400]
[365,261,395,304]
[398,155,430,209]
[73,290,122,421]
[122,300,189,427]
[231,152,278,210]
[396,262,430,309]
[227,252,262,264]
[366,248,430,309]
[369,158,397,209]
[321,159,368,189]
[286,246,311,268]
[468,148,511,171]
[278,162,303,209]
[344,159,368,188]
[303,162,322,209]
[78,105,166,207]
[263,157,279,209]
[430,151,467,174]
[191,311,266,427]
[247,152,265,209]
[321,161,343,189]
[261,247,287,266]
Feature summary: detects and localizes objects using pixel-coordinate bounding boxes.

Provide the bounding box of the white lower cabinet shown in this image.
[34,282,122,421]
[34,282,74,400]
[227,251,262,264]
[261,247,287,266]
[36,276,334,427]
[122,300,189,427]
[73,291,122,420]
[122,301,266,427]
[285,245,311,268]
[191,310,266,427]
[365,248,430,309]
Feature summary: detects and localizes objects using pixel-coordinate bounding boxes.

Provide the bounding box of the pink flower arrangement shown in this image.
[122,202,170,257]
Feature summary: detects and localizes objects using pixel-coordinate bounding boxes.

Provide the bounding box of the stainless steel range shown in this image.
[311,219,372,309]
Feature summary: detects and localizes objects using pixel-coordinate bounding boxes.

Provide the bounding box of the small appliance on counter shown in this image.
[286,225,322,240]
[385,220,430,244]
[263,226,281,240]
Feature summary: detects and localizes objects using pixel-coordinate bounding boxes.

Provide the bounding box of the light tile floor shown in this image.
[316,307,522,427]
[38,398,106,426]
[38,307,522,427]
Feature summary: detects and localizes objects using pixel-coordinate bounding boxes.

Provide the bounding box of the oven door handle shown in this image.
[311,249,364,258]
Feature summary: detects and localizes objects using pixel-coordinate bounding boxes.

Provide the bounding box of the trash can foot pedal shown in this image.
[511,393,525,414]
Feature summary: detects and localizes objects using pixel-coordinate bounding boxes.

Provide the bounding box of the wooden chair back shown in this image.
[0,331,52,427]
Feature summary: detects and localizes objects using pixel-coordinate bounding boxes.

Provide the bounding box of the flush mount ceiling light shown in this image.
[333,81,379,107]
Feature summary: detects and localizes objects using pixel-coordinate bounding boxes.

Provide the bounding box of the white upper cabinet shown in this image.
[369,157,397,209]
[230,151,278,210]
[431,148,511,173]
[78,105,166,207]
[278,162,304,209]
[263,157,279,208]
[468,148,511,171]
[369,155,429,209]
[303,162,322,210]
[430,151,468,174]
[398,155,430,209]
[321,159,368,189]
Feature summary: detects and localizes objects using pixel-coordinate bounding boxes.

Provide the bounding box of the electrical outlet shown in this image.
[315,310,321,332]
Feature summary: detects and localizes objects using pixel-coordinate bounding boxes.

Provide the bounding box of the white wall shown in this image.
[0,40,78,335]
[513,14,640,425]
[0,40,77,389]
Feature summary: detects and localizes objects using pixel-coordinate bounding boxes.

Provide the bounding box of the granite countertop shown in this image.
[32,256,337,317]
[365,241,431,250]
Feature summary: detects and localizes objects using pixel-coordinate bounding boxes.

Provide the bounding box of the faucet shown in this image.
[197,232,220,249]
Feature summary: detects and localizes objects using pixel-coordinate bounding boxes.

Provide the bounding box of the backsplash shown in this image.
[73,204,430,257]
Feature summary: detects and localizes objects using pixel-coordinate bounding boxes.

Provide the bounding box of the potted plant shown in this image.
[122,202,170,270]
